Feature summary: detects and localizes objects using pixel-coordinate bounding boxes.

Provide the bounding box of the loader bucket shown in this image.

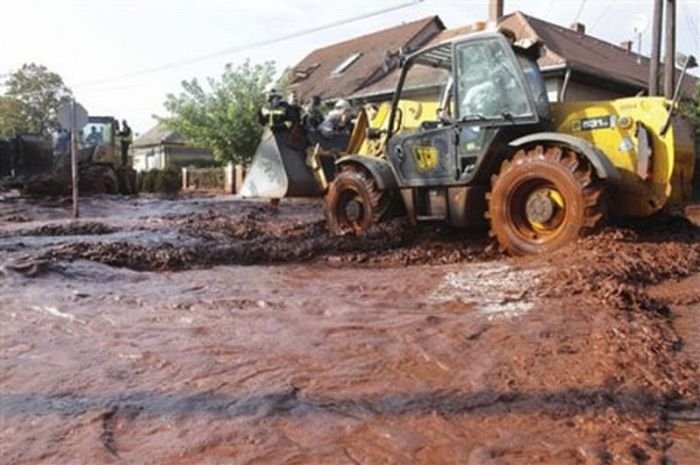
[239,128,321,198]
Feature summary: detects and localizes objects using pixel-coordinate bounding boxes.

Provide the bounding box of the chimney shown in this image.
[620,40,634,52]
[570,22,586,34]
[489,0,504,23]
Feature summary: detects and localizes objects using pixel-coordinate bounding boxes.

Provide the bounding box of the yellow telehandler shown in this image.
[241,29,696,255]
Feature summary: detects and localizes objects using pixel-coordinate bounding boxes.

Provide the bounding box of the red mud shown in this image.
[43,212,497,270]
[0,195,698,464]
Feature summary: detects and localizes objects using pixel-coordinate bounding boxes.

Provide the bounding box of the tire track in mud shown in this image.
[40,213,498,271]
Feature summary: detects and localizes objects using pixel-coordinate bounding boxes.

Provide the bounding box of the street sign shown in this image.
[57,101,88,131]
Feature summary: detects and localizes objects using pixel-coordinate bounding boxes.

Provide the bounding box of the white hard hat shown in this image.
[334,99,351,110]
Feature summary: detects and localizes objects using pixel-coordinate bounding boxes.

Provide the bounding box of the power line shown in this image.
[589,4,611,32]
[541,0,556,19]
[681,0,700,45]
[573,0,587,24]
[74,0,425,90]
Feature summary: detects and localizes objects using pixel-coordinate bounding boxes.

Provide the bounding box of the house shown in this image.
[288,16,445,103]
[131,123,215,172]
[289,11,694,107]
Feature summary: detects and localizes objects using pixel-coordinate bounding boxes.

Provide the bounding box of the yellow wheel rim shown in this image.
[527,187,565,234]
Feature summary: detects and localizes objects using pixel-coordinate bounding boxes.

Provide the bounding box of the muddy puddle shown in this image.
[1,194,699,464]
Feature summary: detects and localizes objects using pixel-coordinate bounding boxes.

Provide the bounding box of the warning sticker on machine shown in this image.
[414,146,439,171]
[572,115,614,131]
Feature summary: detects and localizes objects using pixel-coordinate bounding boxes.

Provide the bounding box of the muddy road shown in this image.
[1,194,699,464]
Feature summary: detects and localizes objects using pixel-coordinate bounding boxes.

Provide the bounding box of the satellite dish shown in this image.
[631,14,648,35]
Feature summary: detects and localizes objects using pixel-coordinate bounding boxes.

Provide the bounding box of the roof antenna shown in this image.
[631,14,649,65]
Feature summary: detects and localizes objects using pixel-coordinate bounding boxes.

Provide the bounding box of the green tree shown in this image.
[160,60,276,166]
[0,63,72,137]
[681,82,700,196]
[681,81,700,130]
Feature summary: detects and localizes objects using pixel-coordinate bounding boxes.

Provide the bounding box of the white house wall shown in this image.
[132,146,166,172]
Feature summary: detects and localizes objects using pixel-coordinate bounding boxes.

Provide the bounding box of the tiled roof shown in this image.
[133,122,186,148]
[288,16,444,102]
[504,12,648,87]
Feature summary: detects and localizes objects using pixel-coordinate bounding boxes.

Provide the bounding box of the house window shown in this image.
[331,52,362,76]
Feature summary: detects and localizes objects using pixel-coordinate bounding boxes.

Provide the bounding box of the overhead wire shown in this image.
[74,0,425,90]
[589,3,612,32]
[541,0,556,19]
[573,0,587,24]
[680,0,699,46]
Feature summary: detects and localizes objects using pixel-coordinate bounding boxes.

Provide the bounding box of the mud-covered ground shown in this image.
[1,193,699,464]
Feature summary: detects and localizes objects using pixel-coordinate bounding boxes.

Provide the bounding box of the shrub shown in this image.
[138,168,181,194]
[153,168,181,194]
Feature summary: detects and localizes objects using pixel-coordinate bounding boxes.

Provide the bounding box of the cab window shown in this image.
[455,39,532,119]
[517,54,550,118]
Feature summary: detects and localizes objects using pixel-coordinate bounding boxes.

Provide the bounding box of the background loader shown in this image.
[241,29,696,255]
[0,115,136,196]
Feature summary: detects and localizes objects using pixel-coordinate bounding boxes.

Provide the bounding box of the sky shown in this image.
[1,0,699,134]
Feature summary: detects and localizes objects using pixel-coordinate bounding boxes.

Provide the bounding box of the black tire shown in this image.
[80,164,118,194]
[486,145,606,255]
[325,166,389,234]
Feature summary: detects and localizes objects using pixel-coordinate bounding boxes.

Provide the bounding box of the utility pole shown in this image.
[663,0,676,98]
[649,0,662,95]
